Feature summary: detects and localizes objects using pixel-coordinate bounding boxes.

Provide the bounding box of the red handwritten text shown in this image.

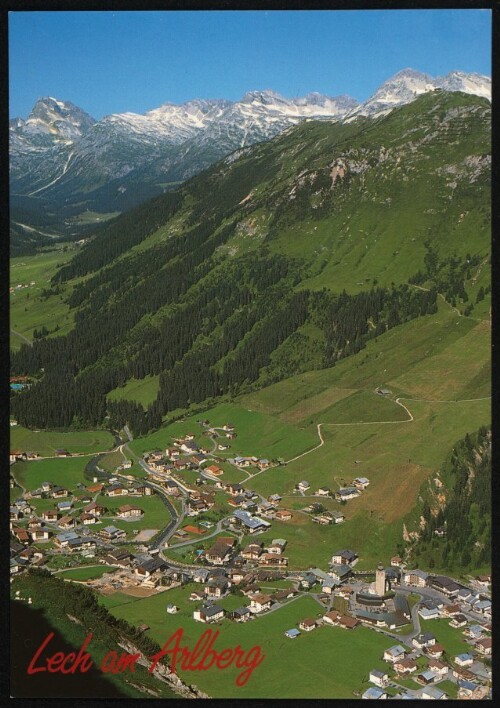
[149,627,265,686]
[27,632,94,675]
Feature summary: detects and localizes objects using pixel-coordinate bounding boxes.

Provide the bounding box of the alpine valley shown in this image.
[10,69,491,700]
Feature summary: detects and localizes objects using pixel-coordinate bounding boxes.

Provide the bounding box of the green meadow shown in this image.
[107,375,160,408]
[10,249,77,350]
[105,589,395,698]
[10,426,114,457]
[13,456,90,490]
[94,493,171,538]
[59,565,117,581]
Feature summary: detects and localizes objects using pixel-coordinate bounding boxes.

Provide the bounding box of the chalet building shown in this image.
[205,538,236,565]
[130,483,153,496]
[227,483,245,496]
[84,501,106,516]
[428,575,461,597]
[193,604,225,624]
[12,527,29,544]
[57,501,73,513]
[258,554,288,567]
[80,513,97,525]
[30,527,51,541]
[475,637,492,656]
[204,577,228,598]
[352,477,370,490]
[402,569,429,587]
[241,543,263,560]
[51,486,69,498]
[383,645,406,663]
[369,669,389,687]
[394,658,418,675]
[205,465,223,476]
[335,487,360,501]
[299,619,317,632]
[425,643,445,659]
[323,610,341,626]
[232,509,271,534]
[322,510,343,524]
[99,525,126,541]
[116,504,143,518]
[413,633,436,650]
[227,495,246,508]
[328,564,352,584]
[40,509,60,522]
[163,480,179,495]
[275,509,292,521]
[453,653,474,668]
[316,487,331,497]
[58,515,77,529]
[249,594,272,613]
[231,607,251,623]
[362,687,387,700]
[135,558,168,579]
[106,484,129,497]
[331,550,357,565]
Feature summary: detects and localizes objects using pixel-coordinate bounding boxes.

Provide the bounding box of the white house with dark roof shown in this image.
[383,645,406,663]
[193,604,225,623]
[369,669,389,687]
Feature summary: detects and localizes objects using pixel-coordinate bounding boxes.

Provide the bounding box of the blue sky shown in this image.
[9,9,491,119]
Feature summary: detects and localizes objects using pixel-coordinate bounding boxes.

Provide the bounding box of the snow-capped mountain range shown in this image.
[10,68,491,241]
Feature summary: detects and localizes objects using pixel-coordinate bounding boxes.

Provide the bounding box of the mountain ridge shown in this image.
[9,68,491,250]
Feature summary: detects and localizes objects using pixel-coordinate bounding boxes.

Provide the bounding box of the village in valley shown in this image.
[10,413,492,700]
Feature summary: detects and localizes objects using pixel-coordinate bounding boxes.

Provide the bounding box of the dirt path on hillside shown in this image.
[284,395,490,464]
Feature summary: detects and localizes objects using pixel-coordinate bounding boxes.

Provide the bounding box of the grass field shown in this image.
[10,249,77,350]
[98,450,126,472]
[94,493,171,538]
[250,396,489,502]
[59,565,117,581]
[309,390,411,425]
[10,426,114,457]
[107,375,160,408]
[12,456,89,491]
[106,589,395,698]
[242,512,404,571]
[419,618,473,659]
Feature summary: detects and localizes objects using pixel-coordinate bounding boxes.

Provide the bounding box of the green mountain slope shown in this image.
[11,91,490,440]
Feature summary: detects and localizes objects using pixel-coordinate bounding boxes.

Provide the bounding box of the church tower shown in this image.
[375,564,386,596]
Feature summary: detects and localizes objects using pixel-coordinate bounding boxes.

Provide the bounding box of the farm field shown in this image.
[107,375,160,408]
[10,426,114,457]
[106,590,395,698]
